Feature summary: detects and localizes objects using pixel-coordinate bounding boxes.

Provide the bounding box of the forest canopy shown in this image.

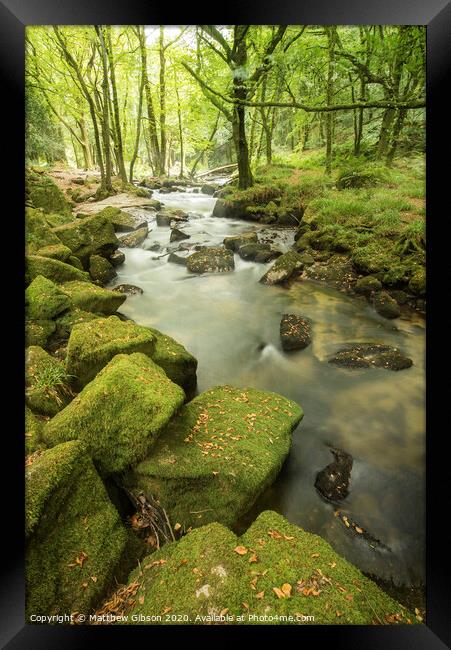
[25,25,425,192]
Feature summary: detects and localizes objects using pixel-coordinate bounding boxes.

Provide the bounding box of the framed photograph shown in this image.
[1,0,449,646]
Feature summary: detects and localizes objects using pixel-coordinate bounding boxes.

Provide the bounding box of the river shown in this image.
[109,187,426,588]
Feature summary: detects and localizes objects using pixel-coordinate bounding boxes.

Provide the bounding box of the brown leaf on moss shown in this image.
[234,546,248,555]
[248,554,259,563]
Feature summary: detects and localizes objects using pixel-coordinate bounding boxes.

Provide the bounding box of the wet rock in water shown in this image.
[170,227,190,242]
[373,291,401,319]
[119,225,149,248]
[296,252,315,266]
[44,353,185,475]
[117,509,408,625]
[280,314,311,351]
[159,186,178,194]
[26,345,72,416]
[237,242,281,263]
[223,231,258,251]
[355,276,382,296]
[315,447,353,503]
[60,280,126,315]
[200,183,218,195]
[113,284,144,296]
[329,343,413,371]
[124,386,302,530]
[186,247,235,274]
[408,269,426,297]
[26,441,128,621]
[89,254,116,285]
[97,206,148,233]
[26,255,90,286]
[66,315,156,389]
[389,289,409,305]
[168,251,189,266]
[51,213,119,268]
[259,251,304,286]
[156,208,189,226]
[109,250,126,267]
[305,255,356,288]
[26,275,71,320]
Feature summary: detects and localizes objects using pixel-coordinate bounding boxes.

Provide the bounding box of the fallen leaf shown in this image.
[256,591,265,599]
[242,602,249,610]
[248,554,259,563]
[174,523,182,532]
[355,527,363,534]
[268,530,282,539]
[90,576,97,583]
[345,594,354,601]
[162,607,172,615]
[273,587,285,599]
[311,553,320,558]
[281,583,292,597]
[234,546,248,555]
[220,608,229,616]
[139,596,144,604]
[336,610,343,617]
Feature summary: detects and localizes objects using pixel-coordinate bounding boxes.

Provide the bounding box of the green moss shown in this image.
[97,206,146,232]
[223,232,258,251]
[66,316,156,389]
[408,269,426,296]
[25,207,65,255]
[35,243,72,262]
[121,510,413,625]
[26,441,128,619]
[44,353,185,475]
[89,254,117,285]
[60,280,126,314]
[25,319,56,348]
[260,251,304,285]
[125,386,302,530]
[52,214,119,267]
[186,248,234,274]
[26,170,72,215]
[26,275,71,320]
[147,327,197,393]
[25,406,46,454]
[44,212,75,228]
[26,255,90,285]
[26,345,73,416]
[54,308,104,341]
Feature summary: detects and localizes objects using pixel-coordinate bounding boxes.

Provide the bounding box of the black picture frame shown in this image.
[1,1,449,647]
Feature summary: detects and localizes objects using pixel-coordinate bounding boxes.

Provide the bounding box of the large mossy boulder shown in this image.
[89,254,117,285]
[25,207,67,256]
[223,231,258,252]
[186,247,234,274]
[97,206,148,233]
[66,316,156,389]
[35,243,73,262]
[26,255,90,285]
[26,169,72,215]
[26,275,70,320]
[408,269,426,297]
[26,441,128,620]
[120,510,410,625]
[25,319,56,348]
[156,208,189,227]
[52,213,119,268]
[60,281,126,315]
[25,346,72,416]
[43,353,185,475]
[259,251,304,286]
[25,406,46,454]
[373,291,401,319]
[119,225,149,248]
[125,386,302,529]
[147,327,197,393]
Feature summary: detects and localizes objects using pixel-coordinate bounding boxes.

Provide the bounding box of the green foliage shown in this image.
[25,85,66,164]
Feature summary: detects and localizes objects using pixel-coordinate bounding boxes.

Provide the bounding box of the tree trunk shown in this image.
[232,27,253,189]
[158,27,167,176]
[325,27,336,175]
[129,64,145,183]
[386,108,407,165]
[137,26,160,173]
[189,111,220,177]
[376,107,396,159]
[105,26,127,185]
[95,26,114,195]
[78,115,93,169]
[173,67,184,178]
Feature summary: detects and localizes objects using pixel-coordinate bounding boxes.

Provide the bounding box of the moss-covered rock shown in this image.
[26,170,72,215]
[156,208,189,227]
[120,510,411,625]
[280,314,311,351]
[408,269,426,296]
[25,319,56,348]
[109,250,126,267]
[35,243,73,262]
[44,212,74,228]
[373,291,401,319]
[52,213,119,268]
[89,254,117,285]
[186,247,234,274]
[26,346,73,416]
[44,353,185,475]
[66,316,156,389]
[147,327,197,393]
[329,344,412,371]
[54,308,103,341]
[223,231,258,252]
[259,251,304,286]
[125,386,302,529]
[119,226,149,248]
[60,281,126,315]
[354,276,382,296]
[25,207,66,255]
[98,206,148,233]
[26,441,128,620]
[26,255,90,285]
[26,275,71,320]
[25,406,46,454]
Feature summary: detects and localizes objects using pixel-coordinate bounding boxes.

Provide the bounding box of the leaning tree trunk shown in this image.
[325,27,336,176]
[95,25,114,195]
[106,26,127,186]
[232,28,253,189]
[129,66,145,183]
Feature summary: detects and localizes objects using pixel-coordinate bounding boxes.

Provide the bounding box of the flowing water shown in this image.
[110,187,425,588]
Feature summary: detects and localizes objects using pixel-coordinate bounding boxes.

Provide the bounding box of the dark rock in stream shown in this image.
[223,231,258,251]
[156,209,189,227]
[373,291,401,319]
[112,284,144,296]
[170,228,190,242]
[119,225,149,248]
[238,243,282,263]
[315,447,353,503]
[280,314,311,351]
[186,247,234,274]
[109,250,125,267]
[329,343,413,371]
[168,251,189,266]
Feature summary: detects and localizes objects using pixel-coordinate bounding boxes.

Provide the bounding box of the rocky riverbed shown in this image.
[24,168,425,624]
